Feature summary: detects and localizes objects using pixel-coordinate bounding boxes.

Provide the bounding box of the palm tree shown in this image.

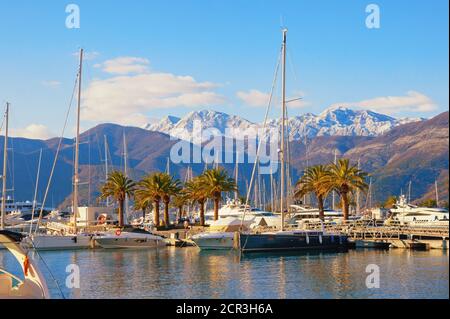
[160,174,182,227]
[100,170,136,227]
[171,193,188,221]
[294,165,332,221]
[135,172,167,227]
[184,177,209,226]
[134,190,152,220]
[326,159,368,221]
[202,168,237,221]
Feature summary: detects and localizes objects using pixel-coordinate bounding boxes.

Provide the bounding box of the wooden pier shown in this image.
[303,222,449,250]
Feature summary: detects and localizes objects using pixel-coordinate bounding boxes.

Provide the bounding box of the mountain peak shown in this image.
[144,107,424,142]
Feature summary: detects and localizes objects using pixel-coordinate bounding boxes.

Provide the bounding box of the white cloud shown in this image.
[236,89,310,109]
[332,91,438,115]
[81,59,226,126]
[11,124,54,140]
[41,80,61,88]
[94,57,150,75]
[236,89,271,107]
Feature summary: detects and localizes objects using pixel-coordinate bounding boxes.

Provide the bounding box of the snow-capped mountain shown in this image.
[144,106,423,142]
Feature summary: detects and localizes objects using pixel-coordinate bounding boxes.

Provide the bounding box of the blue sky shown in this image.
[0,0,448,139]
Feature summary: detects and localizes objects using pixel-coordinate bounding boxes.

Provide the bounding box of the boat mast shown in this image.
[29,148,43,235]
[435,180,439,207]
[73,48,83,233]
[166,157,170,175]
[270,167,274,212]
[104,135,109,206]
[234,152,239,201]
[123,132,129,222]
[408,180,412,204]
[332,149,337,210]
[280,28,287,231]
[356,158,360,215]
[1,102,9,230]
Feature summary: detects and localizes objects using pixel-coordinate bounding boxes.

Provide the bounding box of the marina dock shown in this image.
[304,223,449,250]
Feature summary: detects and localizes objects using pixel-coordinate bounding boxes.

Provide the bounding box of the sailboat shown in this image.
[239,29,349,253]
[27,49,94,250]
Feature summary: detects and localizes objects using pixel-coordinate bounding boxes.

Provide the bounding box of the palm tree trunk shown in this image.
[213,195,220,221]
[177,206,183,220]
[317,195,325,221]
[153,200,160,226]
[142,208,146,220]
[164,200,170,227]
[118,199,124,227]
[199,200,205,226]
[341,192,349,221]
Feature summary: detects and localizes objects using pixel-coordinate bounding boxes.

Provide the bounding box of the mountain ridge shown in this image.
[144,106,424,142]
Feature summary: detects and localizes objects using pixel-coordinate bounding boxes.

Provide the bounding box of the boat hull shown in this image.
[239,233,349,252]
[95,237,166,249]
[354,240,391,249]
[28,235,92,250]
[191,233,235,250]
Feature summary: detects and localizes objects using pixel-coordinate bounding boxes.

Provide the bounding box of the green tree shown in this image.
[100,170,136,227]
[160,174,182,227]
[383,196,397,209]
[294,165,332,221]
[420,199,437,208]
[184,176,209,226]
[135,172,170,226]
[134,190,153,220]
[326,159,368,221]
[172,193,189,220]
[202,168,237,221]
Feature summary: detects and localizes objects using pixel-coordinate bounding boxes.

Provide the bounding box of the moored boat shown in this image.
[94,228,166,249]
[0,230,50,298]
[191,217,245,250]
[239,230,348,253]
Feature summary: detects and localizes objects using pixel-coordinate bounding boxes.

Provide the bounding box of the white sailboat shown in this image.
[239,29,349,252]
[28,49,93,250]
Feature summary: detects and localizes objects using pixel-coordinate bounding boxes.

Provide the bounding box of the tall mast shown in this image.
[73,48,83,233]
[234,152,239,201]
[104,135,109,206]
[332,149,337,210]
[435,180,439,207]
[29,148,43,235]
[1,102,9,230]
[408,180,412,203]
[270,167,274,212]
[356,158,360,215]
[123,132,129,222]
[280,28,287,231]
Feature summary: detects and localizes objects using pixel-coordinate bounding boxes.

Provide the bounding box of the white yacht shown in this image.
[26,232,94,250]
[289,204,359,226]
[0,230,50,299]
[94,228,166,249]
[205,198,281,228]
[191,217,251,250]
[387,195,449,227]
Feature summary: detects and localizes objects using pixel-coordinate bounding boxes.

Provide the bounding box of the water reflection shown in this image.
[0,247,448,299]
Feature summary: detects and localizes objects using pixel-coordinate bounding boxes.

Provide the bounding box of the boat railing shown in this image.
[45,221,110,234]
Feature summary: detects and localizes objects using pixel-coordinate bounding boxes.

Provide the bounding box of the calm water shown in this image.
[1,247,448,299]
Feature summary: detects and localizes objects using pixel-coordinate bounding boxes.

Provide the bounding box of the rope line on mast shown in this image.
[35,74,79,232]
[240,46,282,229]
